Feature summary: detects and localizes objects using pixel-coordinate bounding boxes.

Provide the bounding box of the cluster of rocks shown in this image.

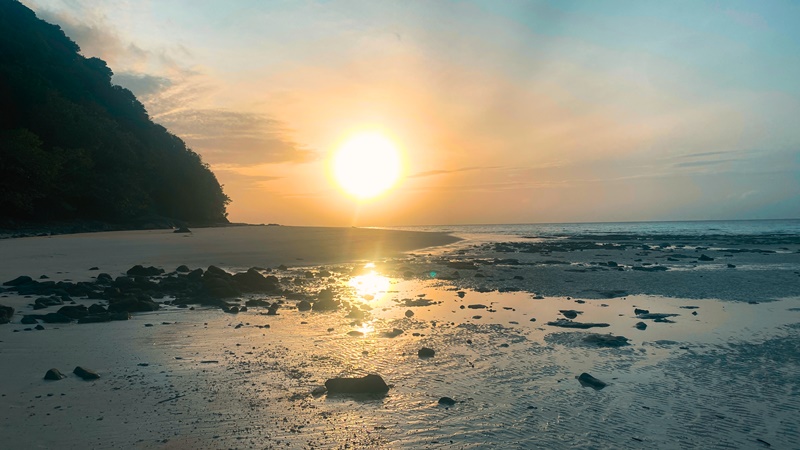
[44,366,100,381]
[1,264,350,325]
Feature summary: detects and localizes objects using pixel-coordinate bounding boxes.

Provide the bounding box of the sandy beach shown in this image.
[1,224,799,449]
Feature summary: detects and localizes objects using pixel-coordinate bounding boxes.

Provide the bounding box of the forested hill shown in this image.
[0,0,230,226]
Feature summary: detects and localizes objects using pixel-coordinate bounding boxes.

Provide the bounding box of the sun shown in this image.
[332,132,402,199]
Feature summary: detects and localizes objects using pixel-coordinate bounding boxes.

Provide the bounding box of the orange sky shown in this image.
[23,0,800,225]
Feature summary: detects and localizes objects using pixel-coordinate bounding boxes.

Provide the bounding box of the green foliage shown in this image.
[0,0,229,223]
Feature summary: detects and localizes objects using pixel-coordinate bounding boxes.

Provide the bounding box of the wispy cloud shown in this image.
[408,166,499,178]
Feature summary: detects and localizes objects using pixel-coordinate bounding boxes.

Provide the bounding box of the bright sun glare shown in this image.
[332,132,402,199]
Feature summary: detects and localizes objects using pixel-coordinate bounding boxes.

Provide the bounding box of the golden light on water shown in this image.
[331,132,402,199]
[348,264,391,304]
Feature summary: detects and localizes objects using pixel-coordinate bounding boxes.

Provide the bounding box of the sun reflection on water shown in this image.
[348,264,391,305]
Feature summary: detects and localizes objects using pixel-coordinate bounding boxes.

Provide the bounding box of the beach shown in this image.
[1,222,799,449]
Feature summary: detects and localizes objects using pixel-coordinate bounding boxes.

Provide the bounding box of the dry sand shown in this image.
[1,227,799,449]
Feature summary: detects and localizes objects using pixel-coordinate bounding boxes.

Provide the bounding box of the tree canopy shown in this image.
[0,0,230,224]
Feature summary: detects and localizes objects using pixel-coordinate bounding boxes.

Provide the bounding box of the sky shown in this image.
[21,0,800,226]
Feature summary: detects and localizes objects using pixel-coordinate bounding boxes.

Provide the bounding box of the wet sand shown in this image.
[1,228,799,449]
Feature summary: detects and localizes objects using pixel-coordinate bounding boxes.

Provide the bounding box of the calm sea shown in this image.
[388,219,800,241]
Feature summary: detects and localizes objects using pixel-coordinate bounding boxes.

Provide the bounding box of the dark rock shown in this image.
[57,305,88,319]
[632,265,668,272]
[34,324,45,330]
[636,312,679,320]
[108,297,159,313]
[89,267,99,271]
[0,304,13,324]
[267,303,280,315]
[176,265,191,273]
[233,268,278,292]
[381,328,404,338]
[21,315,38,324]
[78,314,112,324]
[223,306,239,314]
[110,312,130,321]
[634,308,649,315]
[87,304,107,315]
[44,368,66,380]
[547,319,610,329]
[560,309,581,319]
[698,254,714,261]
[583,333,630,347]
[96,273,113,283]
[34,296,63,309]
[727,263,736,268]
[577,372,607,390]
[404,309,414,318]
[126,265,164,277]
[467,304,487,309]
[35,313,72,324]
[418,347,435,358]
[296,300,312,311]
[3,275,33,286]
[456,291,466,298]
[438,397,456,406]
[325,374,389,394]
[73,366,100,380]
[312,288,340,311]
[635,322,647,330]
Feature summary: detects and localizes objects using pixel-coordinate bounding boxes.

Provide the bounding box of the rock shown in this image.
[126,265,164,277]
[438,397,456,406]
[547,319,610,329]
[78,314,112,324]
[232,268,278,292]
[418,347,435,358]
[467,304,487,309]
[21,315,38,324]
[33,296,63,310]
[577,372,607,390]
[325,374,390,394]
[382,328,404,338]
[311,385,327,396]
[635,322,647,330]
[35,313,72,324]
[634,308,650,315]
[727,263,736,268]
[223,306,239,314]
[57,305,88,319]
[34,324,45,330]
[404,309,414,318]
[174,226,191,233]
[582,333,630,347]
[107,297,159,313]
[632,265,668,272]
[73,366,100,380]
[456,291,466,298]
[312,288,340,311]
[636,312,679,320]
[698,254,714,261]
[296,300,312,311]
[245,299,271,307]
[44,368,66,380]
[89,266,99,271]
[3,275,33,286]
[559,309,581,319]
[87,304,107,315]
[176,265,191,273]
[0,304,13,324]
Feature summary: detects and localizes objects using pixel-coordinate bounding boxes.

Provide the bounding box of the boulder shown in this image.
[0,304,13,324]
[87,304,107,315]
[57,305,89,319]
[324,374,389,394]
[577,372,607,390]
[296,300,312,311]
[438,397,456,406]
[44,368,66,380]
[20,315,38,324]
[3,275,33,286]
[312,288,340,311]
[33,313,72,324]
[698,254,714,261]
[126,265,164,277]
[33,296,63,310]
[582,333,630,347]
[547,319,610,329]
[635,322,647,330]
[559,309,581,319]
[233,268,278,292]
[176,265,191,273]
[107,296,159,313]
[73,366,100,380]
[418,347,435,358]
[404,309,414,318]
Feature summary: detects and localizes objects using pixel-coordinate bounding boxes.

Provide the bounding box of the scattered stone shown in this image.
[577,372,607,390]
[57,305,88,320]
[405,309,414,318]
[636,312,679,320]
[547,319,610,329]
[582,333,630,347]
[634,308,649,315]
[44,368,66,380]
[727,264,736,268]
[20,315,37,325]
[456,291,465,298]
[89,267,99,271]
[176,265,191,273]
[438,397,456,406]
[296,300,312,311]
[467,304,487,309]
[325,374,389,394]
[73,366,100,380]
[635,322,647,330]
[559,309,581,319]
[418,347,435,358]
[0,304,13,324]
[312,288,340,311]
[126,265,164,277]
[311,386,327,396]
[382,328,404,338]
[34,324,44,331]
[698,254,714,261]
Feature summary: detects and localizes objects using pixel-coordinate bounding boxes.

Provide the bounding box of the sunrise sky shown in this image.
[21,0,800,226]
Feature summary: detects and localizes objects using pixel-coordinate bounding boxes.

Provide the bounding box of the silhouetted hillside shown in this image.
[0,0,230,226]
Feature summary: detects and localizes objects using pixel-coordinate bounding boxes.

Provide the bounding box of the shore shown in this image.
[1,226,799,448]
